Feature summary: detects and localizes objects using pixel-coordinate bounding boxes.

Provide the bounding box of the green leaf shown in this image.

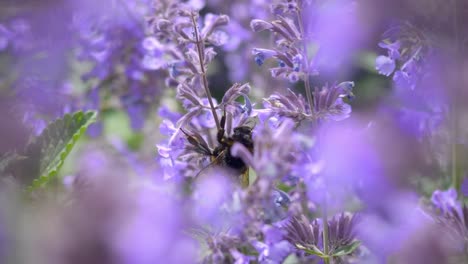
[331,241,361,257]
[24,111,97,191]
[295,244,328,258]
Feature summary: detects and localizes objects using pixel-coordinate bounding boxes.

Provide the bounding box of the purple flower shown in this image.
[357,193,432,260]
[375,55,396,76]
[230,248,254,264]
[252,240,292,264]
[431,188,461,216]
[250,1,311,82]
[116,186,198,264]
[378,41,401,60]
[191,173,236,228]
[284,213,360,260]
[307,1,372,75]
[231,119,297,179]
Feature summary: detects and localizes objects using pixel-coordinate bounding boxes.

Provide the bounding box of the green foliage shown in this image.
[296,244,328,258]
[0,111,97,191]
[331,241,361,257]
[295,240,361,261]
[27,111,97,190]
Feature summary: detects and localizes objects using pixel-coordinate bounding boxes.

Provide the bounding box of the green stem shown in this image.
[322,197,330,264]
[296,8,314,114]
[451,0,460,192]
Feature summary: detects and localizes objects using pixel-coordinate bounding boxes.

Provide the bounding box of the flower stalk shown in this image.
[451,0,460,192]
[322,197,330,264]
[296,7,314,114]
[190,12,221,130]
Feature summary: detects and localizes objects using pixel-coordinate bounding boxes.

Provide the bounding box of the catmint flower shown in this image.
[231,119,297,179]
[284,213,360,260]
[251,224,293,263]
[312,82,354,121]
[376,24,427,91]
[73,2,163,133]
[262,82,354,124]
[199,230,245,263]
[431,188,462,217]
[375,55,396,76]
[250,0,311,82]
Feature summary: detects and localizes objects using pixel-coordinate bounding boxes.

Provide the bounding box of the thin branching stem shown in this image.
[296,8,314,115]
[322,196,330,264]
[190,12,221,130]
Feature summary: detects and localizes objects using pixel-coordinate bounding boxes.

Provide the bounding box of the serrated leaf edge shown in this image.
[26,111,97,192]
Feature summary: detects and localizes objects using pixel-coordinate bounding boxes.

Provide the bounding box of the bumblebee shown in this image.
[181,112,254,188]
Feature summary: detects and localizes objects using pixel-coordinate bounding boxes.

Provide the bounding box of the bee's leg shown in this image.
[181,128,200,147]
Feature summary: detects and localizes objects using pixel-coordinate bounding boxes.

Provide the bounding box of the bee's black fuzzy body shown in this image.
[213,126,253,175]
[183,114,255,188]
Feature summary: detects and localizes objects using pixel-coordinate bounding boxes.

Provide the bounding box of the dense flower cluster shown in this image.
[1,0,468,263]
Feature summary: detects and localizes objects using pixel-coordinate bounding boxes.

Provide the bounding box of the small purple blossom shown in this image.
[375,55,396,76]
[431,188,461,216]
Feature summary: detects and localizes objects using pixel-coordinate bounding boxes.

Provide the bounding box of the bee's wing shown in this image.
[180,128,212,156]
[241,116,258,130]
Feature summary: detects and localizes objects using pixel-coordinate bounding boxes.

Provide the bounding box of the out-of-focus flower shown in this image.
[375,55,396,76]
[431,188,461,216]
[250,224,292,263]
[75,4,160,132]
[116,185,198,264]
[191,173,236,229]
[306,0,372,76]
[375,23,427,91]
[0,2,76,133]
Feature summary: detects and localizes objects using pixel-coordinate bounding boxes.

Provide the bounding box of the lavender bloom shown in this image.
[426,189,468,256]
[0,3,76,133]
[3,1,468,263]
[149,6,256,183]
[261,82,354,124]
[191,172,237,229]
[375,55,396,76]
[431,188,461,216]
[116,185,199,264]
[251,224,292,263]
[284,213,360,261]
[231,119,297,179]
[74,1,162,132]
[250,2,313,83]
[157,81,254,180]
[148,3,229,92]
[230,248,254,264]
[376,23,428,91]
